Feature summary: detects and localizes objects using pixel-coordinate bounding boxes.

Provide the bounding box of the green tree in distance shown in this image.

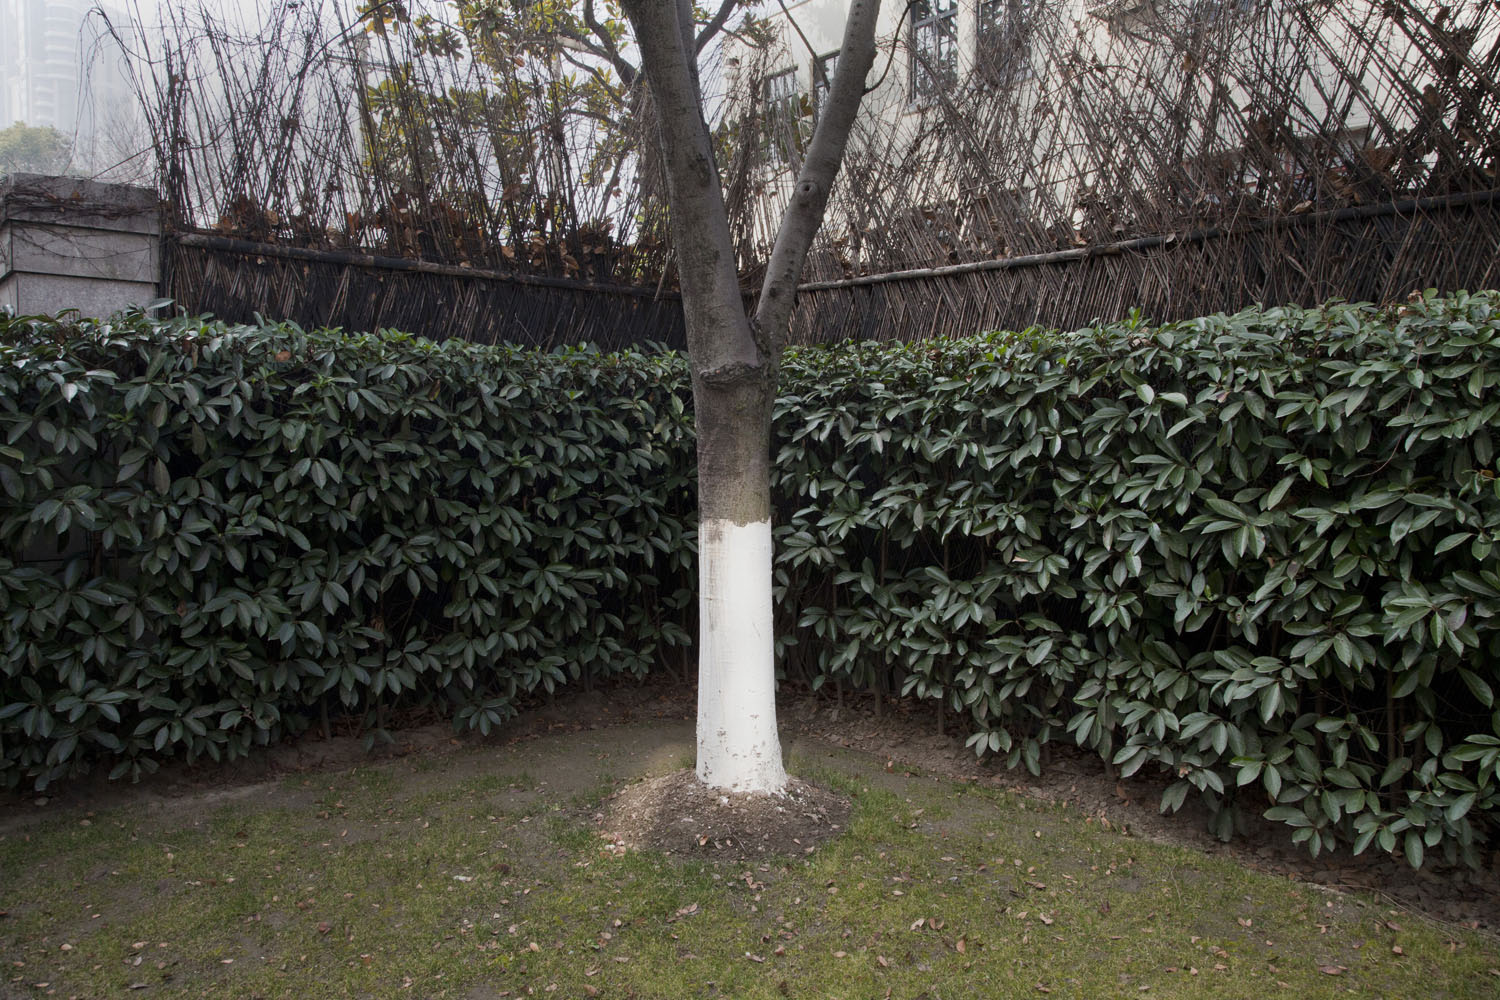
[0,122,72,177]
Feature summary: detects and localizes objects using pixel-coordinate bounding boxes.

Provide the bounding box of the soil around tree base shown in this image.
[598,769,851,862]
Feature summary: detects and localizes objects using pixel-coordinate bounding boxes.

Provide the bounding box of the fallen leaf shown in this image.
[1318,965,1346,976]
[956,938,966,954]
[316,922,331,935]
[1237,917,1253,928]
[877,955,890,968]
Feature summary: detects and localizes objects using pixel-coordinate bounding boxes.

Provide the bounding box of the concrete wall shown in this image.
[0,172,160,317]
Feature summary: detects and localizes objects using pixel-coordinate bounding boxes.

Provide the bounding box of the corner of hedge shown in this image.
[3,289,1499,868]
[770,289,1500,868]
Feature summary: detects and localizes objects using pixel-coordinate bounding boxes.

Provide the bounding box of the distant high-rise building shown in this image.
[0,0,140,173]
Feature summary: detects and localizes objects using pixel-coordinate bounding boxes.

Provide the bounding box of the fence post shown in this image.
[0,173,161,318]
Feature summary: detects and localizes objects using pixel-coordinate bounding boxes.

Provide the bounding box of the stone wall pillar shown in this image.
[0,173,160,318]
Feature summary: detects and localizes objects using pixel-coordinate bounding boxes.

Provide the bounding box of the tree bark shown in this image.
[623,0,880,794]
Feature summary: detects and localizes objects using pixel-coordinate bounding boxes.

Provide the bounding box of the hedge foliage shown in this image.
[772,290,1500,867]
[3,291,1500,867]
[0,314,696,789]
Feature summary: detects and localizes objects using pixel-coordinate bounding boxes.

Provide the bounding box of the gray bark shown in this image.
[623,0,880,524]
[623,0,879,792]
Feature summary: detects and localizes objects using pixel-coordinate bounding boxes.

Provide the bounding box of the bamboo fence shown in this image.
[129,1,1500,347]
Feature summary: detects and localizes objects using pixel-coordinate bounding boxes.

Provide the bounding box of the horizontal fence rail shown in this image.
[164,235,689,351]
[168,195,1500,348]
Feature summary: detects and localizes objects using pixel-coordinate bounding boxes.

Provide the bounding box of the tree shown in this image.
[619,0,881,793]
[0,122,72,177]
[353,0,643,244]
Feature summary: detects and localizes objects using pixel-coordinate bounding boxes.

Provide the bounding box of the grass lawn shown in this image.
[2,721,1497,999]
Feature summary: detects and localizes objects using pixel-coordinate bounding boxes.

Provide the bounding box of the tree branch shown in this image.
[752,0,881,347]
[695,0,739,55]
[622,0,757,373]
[581,0,639,86]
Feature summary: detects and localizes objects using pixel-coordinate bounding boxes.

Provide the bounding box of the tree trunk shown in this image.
[694,371,787,793]
[623,0,881,795]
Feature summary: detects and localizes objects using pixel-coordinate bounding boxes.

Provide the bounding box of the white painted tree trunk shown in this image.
[621,0,879,800]
[695,517,788,794]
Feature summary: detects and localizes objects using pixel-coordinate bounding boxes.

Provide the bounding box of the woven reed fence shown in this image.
[786,190,1500,343]
[164,233,688,351]
[167,189,1500,347]
[134,2,1500,347]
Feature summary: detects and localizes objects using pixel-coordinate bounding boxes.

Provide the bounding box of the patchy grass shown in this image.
[2,726,1497,999]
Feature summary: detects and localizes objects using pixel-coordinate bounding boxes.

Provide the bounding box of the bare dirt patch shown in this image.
[598,769,850,861]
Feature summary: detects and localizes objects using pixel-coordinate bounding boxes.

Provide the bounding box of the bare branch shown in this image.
[581,0,640,86]
[696,0,740,55]
[752,0,882,346]
[622,0,752,370]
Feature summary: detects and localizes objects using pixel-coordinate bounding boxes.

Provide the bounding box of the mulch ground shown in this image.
[598,770,851,861]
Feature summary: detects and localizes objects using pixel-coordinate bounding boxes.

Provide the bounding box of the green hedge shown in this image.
[0,314,696,788]
[772,290,1500,867]
[4,292,1499,867]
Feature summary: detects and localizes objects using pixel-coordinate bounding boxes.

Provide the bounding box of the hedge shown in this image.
[772,290,1500,867]
[3,291,1499,867]
[0,314,697,789]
